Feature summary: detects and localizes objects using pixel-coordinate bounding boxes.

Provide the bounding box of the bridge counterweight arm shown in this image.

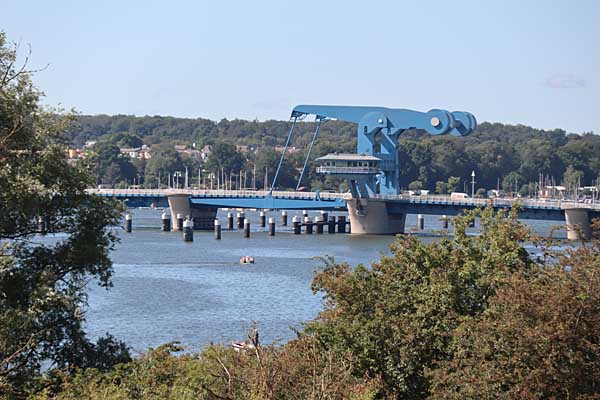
[292,104,476,136]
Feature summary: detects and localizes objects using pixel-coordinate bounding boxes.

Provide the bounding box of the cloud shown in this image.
[544,74,586,89]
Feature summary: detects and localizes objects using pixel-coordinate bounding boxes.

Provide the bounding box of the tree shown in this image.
[251,147,297,190]
[408,180,423,191]
[0,32,129,397]
[446,176,461,193]
[103,161,123,186]
[435,181,448,194]
[518,182,536,198]
[306,207,534,398]
[517,138,564,182]
[144,146,184,188]
[563,164,584,196]
[87,141,137,186]
[502,171,523,194]
[204,142,246,183]
[111,132,143,148]
[429,221,600,399]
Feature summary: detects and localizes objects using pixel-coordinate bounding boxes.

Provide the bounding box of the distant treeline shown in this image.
[71,114,600,194]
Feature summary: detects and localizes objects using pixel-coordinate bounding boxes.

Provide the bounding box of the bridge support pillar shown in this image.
[564,208,592,240]
[347,198,406,235]
[167,192,217,230]
[167,193,191,232]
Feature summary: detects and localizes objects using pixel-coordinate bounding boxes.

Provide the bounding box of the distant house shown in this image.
[182,149,202,159]
[274,146,300,154]
[120,147,139,158]
[119,146,151,159]
[66,148,88,160]
[174,144,203,160]
[200,145,212,161]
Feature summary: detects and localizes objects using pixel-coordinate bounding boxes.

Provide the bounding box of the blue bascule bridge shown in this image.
[91,105,599,239]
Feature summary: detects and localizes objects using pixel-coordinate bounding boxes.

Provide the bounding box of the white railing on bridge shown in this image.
[86,188,346,201]
[370,194,600,211]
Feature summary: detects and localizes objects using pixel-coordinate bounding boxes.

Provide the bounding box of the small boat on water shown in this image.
[240,256,255,264]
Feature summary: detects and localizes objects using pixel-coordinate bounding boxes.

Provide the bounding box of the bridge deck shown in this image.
[87,189,600,216]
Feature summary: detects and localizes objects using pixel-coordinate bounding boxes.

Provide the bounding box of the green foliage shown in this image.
[446,176,461,193]
[144,145,184,188]
[563,164,584,191]
[502,171,523,194]
[87,141,136,186]
[205,142,245,176]
[428,221,600,399]
[306,208,536,398]
[517,138,564,181]
[435,177,461,195]
[250,147,296,190]
[37,338,380,400]
[0,32,129,398]
[435,180,448,194]
[408,180,423,191]
[305,211,600,398]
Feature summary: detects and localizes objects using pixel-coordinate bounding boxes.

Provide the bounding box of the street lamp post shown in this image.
[471,171,476,198]
[174,171,182,189]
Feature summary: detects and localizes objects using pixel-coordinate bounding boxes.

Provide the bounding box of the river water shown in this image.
[84,208,567,353]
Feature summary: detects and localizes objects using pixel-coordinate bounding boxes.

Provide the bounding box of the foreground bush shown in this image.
[310,210,599,399]
[36,338,379,400]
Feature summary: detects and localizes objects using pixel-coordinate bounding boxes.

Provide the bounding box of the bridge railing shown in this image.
[371,194,600,210]
[87,188,167,197]
[86,188,346,201]
[185,189,345,200]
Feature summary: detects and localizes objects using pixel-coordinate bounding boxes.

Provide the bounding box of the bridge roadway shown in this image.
[87,189,600,239]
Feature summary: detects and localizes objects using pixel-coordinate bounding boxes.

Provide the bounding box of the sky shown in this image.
[2,0,599,133]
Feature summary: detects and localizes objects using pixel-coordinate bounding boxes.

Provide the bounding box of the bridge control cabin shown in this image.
[316,153,381,176]
[316,153,381,198]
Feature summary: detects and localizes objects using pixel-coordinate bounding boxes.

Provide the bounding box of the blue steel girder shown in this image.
[189,196,346,211]
[292,105,476,196]
[385,201,566,221]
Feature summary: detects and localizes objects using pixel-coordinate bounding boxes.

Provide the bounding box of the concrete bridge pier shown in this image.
[167,193,190,231]
[564,207,592,240]
[346,198,406,235]
[167,192,217,231]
